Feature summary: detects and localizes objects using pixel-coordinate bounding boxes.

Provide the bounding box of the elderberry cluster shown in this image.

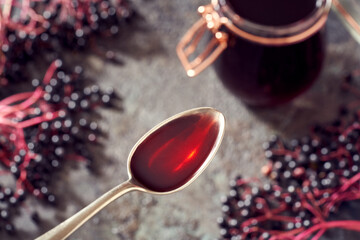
[1,0,131,87]
[218,176,314,240]
[218,74,360,240]
[0,60,120,234]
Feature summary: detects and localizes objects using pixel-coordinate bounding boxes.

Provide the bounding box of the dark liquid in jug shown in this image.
[214,0,325,106]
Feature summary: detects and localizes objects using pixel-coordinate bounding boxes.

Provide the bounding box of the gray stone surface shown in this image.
[6,1,360,240]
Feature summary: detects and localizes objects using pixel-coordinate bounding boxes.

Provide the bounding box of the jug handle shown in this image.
[176,5,228,77]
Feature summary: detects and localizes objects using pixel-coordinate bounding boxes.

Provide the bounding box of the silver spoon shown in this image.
[36,107,225,240]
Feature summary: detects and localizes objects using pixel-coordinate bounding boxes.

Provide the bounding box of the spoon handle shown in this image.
[36,180,138,240]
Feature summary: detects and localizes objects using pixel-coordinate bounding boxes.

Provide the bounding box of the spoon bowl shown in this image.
[36,107,225,240]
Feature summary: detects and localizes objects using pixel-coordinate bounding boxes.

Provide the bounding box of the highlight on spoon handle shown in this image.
[35,180,138,240]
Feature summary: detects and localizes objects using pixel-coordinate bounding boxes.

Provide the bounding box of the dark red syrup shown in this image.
[130,111,220,192]
[229,0,316,26]
[214,0,325,106]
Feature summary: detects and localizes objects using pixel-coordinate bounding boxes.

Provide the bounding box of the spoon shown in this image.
[36,107,225,240]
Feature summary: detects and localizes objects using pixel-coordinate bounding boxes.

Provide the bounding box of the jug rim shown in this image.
[214,0,332,43]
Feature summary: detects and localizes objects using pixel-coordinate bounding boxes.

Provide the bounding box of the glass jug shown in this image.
[177,0,332,106]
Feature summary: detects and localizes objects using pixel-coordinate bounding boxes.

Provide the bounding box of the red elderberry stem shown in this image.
[311,228,326,240]
[16,88,45,112]
[15,127,27,149]
[0,92,36,110]
[2,0,13,21]
[17,111,62,129]
[325,191,360,216]
[342,122,360,138]
[304,191,324,219]
[320,147,347,161]
[269,228,304,240]
[43,60,61,85]
[293,220,360,240]
[271,149,299,159]
[302,200,324,222]
[16,170,27,191]
[333,173,360,197]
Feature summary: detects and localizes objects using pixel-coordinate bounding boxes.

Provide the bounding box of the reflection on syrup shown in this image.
[131,112,220,192]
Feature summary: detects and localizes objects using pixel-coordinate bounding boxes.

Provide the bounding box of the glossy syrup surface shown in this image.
[130,111,220,192]
[227,0,317,26]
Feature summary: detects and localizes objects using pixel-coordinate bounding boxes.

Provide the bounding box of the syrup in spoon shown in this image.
[36,107,225,240]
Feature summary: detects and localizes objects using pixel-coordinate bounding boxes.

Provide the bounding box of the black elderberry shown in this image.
[286,222,295,230]
[62,134,72,143]
[301,144,311,154]
[320,147,329,155]
[83,87,92,96]
[4,188,12,198]
[273,161,283,170]
[263,183,272,193]
[71,92,81,102]
[261,232,270,240]
[31,212,41,225]
[273,190,282,198]
[101,94,112,105]
[282,170,292,180]
[89,122,99,132]
[302,185,310,193]
[310,180,319,188]
[255,202,264,211]
[51,135,60,144]
[51,159,60,169]
[16,189,26,203]
[309,153,318,163]
[251,187,260,197]
[240,208,249,217]
[295,222,302,229]
[10,165,20,178]
[219,228,231,238]
[323,162,333,171]
[264,150,274,160]
[80,99,90,110]
[338,159,348,169]
[301,136,311,145]
[222,204,230,214]
[351,165,359,175]
[13,155,23,165]
[47,194,56,205]
[287,160,297,169]
[289,139,300,150]
[0,209,9,220]
[353,154,360,163]
[284,154,293,163]
[4,223,15,234]
[284,195,293,204]
[9,196,18,206]
[229,189,239,200]
[32,79,40,87]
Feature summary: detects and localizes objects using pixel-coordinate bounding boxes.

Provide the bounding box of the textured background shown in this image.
[6,0,360,239]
